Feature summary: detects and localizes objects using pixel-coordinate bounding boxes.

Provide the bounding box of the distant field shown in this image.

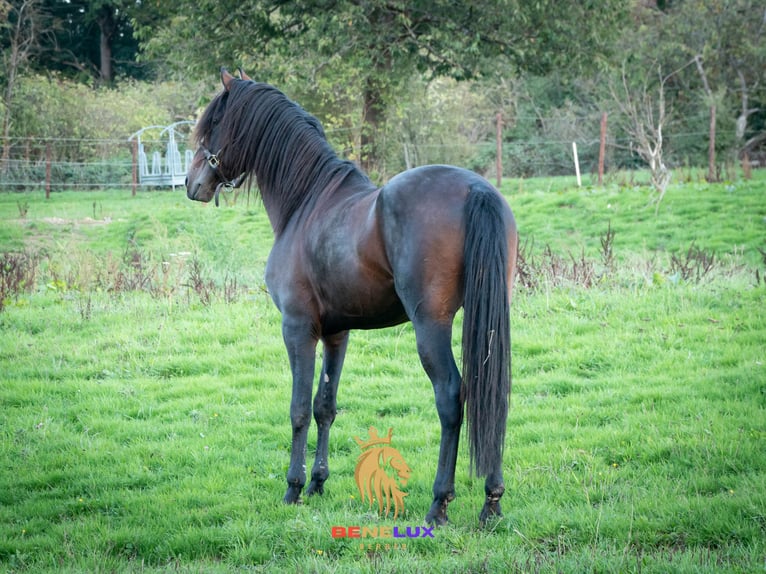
[1,172,765,573]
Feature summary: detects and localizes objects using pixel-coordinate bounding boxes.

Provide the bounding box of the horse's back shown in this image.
[380,165,512,228]
[378,165,516,323]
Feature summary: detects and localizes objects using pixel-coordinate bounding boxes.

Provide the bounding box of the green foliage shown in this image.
[1,0,764,180]
[8,76,202,145]
[138,0,630,175]
[30,0,161,82]
[142,0,629,81]
[372,77,498,175]
[612,0,766,158]
[1,175,765,571]
[0,76,206,191]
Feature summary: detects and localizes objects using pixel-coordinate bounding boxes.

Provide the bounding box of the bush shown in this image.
[9,76,186,145]
[0,251,40,311]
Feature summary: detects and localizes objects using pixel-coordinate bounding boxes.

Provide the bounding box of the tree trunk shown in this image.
[736,68,756,180]
[2,0,38,171]
[361,76,384,176]
[1,60,17,171]
[97,6,115,84]
[359,7,394,178]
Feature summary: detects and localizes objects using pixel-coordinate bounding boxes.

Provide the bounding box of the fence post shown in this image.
[572,142,581,187]
[131,138,138,196]
[742,152,751,180]
[707,105,716,182]
[495,112,502,189]
[45,142,51,199]
[598,112,607,185]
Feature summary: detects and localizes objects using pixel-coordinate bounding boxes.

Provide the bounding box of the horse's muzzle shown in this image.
[186,178,207,202]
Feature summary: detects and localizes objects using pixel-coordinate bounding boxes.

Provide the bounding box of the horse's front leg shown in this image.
[282,316,318,504]
[306,331,349,496]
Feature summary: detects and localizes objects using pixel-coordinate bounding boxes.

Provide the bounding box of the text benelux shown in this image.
[331,525,435,539]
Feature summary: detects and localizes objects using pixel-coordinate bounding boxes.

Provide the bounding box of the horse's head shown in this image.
[186,68,250,204]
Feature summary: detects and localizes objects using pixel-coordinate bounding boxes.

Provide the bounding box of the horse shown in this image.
[186,68,518,525]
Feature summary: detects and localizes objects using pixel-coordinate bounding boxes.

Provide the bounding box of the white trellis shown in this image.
[128,121,195,188]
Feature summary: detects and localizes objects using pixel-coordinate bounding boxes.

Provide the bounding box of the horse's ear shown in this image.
[237,68,252,81]
[221,67,236,91]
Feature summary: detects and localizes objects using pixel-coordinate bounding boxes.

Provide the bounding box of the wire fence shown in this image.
[0,138,142,192]
[0,125,750,193]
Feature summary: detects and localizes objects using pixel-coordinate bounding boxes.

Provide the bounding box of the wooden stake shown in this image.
[496,112,503,188]
[707,105,716,182]
[598,112,607,185]
[131,138,138,196]
[572,142,581,187]
[45,142,51,199]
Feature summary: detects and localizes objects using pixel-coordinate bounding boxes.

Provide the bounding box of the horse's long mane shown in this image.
[194,80,370,233]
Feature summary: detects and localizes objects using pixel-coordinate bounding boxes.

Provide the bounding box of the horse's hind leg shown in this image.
[480,466,505,524]
[306,331,349,496]
[413,319,462,526]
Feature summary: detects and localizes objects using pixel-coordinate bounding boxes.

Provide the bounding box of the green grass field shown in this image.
[1,173,765,573]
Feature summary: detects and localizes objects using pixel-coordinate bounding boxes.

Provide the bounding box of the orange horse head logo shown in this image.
[353,427,411,519]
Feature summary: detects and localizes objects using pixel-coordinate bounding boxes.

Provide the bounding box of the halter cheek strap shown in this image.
[202,148,247,206]
[204,149,221,169]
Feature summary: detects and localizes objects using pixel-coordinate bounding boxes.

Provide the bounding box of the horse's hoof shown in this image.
[305,479,324,496]
[425,511,449,526]
[425,499,450,526]
[283,486,303,505]
[478,499,503,525]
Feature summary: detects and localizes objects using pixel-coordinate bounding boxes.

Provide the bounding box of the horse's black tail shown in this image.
[461,183,512,477]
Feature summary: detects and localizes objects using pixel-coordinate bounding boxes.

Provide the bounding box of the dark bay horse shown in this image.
[186,68,518,525]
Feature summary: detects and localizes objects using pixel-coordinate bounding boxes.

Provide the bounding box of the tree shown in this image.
[641,0,766,168]
[1,0,44,168]
[139,0,629,174]
[670,0,764,174]
[34,0,152,84]
[611,63,676,210]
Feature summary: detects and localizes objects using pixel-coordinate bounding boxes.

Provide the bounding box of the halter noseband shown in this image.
[202,148,246,206]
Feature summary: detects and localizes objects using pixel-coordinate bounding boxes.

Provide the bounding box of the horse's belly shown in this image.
[319,288,408,334]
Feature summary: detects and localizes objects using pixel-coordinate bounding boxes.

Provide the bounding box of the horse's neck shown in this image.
[259,163,372,235]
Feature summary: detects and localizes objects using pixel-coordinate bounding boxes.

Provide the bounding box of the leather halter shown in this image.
[202,148,246,206]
